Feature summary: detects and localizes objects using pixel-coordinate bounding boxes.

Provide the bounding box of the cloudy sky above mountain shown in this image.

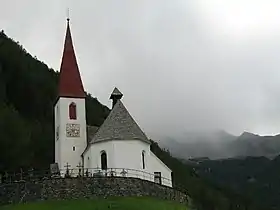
[1,0,280,139]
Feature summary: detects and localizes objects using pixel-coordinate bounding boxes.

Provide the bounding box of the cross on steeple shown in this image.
[67,8,70,22]
[58,14,85,99]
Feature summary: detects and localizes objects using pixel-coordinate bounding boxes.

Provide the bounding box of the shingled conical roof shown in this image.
[90,99,150,144]
[58,19,85,98]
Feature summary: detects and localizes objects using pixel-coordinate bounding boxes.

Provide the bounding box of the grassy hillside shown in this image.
[2,197,187,210]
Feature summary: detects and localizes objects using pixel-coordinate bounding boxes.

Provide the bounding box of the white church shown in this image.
[54,19,173,187]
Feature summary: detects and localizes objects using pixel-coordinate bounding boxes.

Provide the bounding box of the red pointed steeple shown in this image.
[58,19,85,98]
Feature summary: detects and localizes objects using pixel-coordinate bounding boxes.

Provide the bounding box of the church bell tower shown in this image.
[54,18,87,172]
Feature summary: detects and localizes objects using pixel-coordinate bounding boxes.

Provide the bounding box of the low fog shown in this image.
[2,1,280,140]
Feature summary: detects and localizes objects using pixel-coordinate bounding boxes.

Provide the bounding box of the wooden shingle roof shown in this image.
[90,99,150,144]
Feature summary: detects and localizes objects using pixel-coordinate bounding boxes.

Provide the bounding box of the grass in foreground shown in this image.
[2,197,187,210]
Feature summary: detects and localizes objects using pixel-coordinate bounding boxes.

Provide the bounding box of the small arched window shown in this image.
[101,151,108,170]
[69,102,77,120]
[142,150,145,169]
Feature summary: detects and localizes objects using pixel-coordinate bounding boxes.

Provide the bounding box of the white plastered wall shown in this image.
[148,151,172,187]
[54,97,87,172]
[84,139,172,187]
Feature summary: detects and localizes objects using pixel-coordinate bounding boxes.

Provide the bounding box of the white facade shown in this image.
[55,21,173,187]
[83,139,173,187]
[54,97,87,171]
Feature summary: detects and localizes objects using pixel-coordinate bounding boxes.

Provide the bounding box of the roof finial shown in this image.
[67,8,70,22]
[110,87,123,108]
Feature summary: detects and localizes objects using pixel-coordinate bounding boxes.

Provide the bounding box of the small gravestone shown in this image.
[64,163,71,178]
[50,163,60,178]
[16,169,26,183]
[85,169,89,177]
[4,172,9,183]
[28,168,34,181]
[109,169,115,177]
[76,162,83,177]
[120,169,127,177]
[19,168,24,181]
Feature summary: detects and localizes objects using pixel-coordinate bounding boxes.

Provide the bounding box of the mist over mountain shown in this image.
[160,129,280,210]
[160,130,280,160]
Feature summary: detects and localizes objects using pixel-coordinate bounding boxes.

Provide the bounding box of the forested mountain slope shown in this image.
[196,155,280,210]
[151,141,262,210]
[0,30,110,171]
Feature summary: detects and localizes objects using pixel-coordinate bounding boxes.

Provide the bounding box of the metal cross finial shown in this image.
[67,8,70,22]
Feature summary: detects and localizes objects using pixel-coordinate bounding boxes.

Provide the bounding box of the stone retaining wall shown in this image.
[0,177,187,206]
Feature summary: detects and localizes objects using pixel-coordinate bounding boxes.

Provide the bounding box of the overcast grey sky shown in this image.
[1,0,280,139]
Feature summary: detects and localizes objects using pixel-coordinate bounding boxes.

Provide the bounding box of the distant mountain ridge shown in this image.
[238,131,259,139]
[160,130,280,160]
